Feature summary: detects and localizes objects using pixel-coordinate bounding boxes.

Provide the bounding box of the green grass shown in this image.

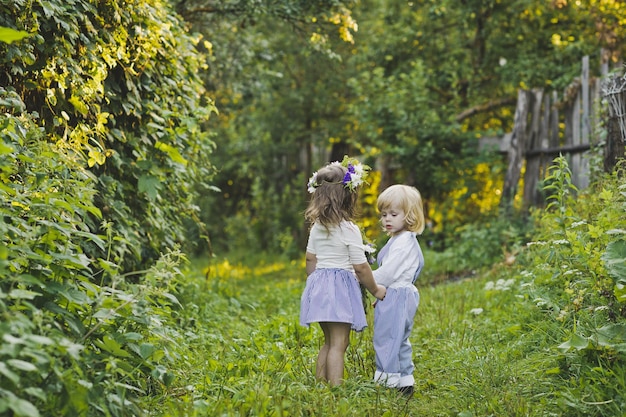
[138,254,608,417]
[144,161,626,416]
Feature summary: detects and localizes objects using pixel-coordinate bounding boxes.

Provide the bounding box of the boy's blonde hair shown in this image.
[377,184,425,234]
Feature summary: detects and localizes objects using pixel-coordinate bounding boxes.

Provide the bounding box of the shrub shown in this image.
[1,91,187,416]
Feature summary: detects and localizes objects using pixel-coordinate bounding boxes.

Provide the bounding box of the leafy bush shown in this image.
[421,212,532,282]
[1,91,188,416]
[0,0,217,271]
[517,156,626,416]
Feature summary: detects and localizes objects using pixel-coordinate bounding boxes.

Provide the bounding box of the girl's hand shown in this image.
[373,284,386,300]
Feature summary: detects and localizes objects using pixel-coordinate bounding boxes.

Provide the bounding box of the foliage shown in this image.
[0,97,191,416]
[0,0,217,270]
[1,1,221,415]
[516,156,626,416]
[142,161,626,415]
[344,0,626,236]
[174,0,360,44]
[428,212,532,280]
[0,25,30,43]
[194,16,370,254]
[182,0,626,257]
[345,55,479,200]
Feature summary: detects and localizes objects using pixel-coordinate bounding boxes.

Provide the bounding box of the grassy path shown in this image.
[142,170,626,416]
[146,255,602,416]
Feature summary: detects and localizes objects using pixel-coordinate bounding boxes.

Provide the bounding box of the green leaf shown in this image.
[594,324,626,347]
[94,335,131,358]
[0,27,31,44]
[155,141,188,166]
[139,343,156,360]
[7,359,38,372]
[0,141,14,155]
[138,175,161,200]
[73,230,106,250]
[25,335,54,346]
[602,239,626,281]
[558,333,589,352]
[544,367,561,375]
[615,282,626,302]
[123,332,143,342]
[68,95,88,116]
[23,387,46,401]
[162,291,182,307]
[59,286,91,305]
[0,362,20,384]
[9,397,39,417]
[8,289,41,300]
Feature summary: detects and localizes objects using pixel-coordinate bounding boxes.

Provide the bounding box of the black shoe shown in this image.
[397,385,414,397]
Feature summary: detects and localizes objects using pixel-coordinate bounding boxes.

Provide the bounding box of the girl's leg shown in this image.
[325,322,351,385]
[316,323,331,381]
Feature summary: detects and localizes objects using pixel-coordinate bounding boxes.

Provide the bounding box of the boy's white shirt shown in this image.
[373,231,420,289]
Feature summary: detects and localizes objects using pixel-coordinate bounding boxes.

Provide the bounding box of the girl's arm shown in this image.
[354,262,386,300]
[305,251,317,276]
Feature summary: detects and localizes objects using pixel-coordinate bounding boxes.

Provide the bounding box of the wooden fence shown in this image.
[497,55,625,210]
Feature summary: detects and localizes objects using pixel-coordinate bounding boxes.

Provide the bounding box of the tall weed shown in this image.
[518,156,626,416]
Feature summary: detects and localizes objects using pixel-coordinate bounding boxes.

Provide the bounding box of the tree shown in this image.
[175,0,364,254]
[177,0,626,255]
[0,0,217,271]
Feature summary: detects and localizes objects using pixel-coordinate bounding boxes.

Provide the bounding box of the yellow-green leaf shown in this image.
[0,27,31,44]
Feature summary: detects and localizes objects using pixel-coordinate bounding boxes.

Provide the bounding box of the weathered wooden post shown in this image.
[500,89,530,214]
[522,89,545,208]
[603,72,626,172]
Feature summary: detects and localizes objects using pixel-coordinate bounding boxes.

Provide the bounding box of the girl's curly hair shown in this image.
[304,164,358,229]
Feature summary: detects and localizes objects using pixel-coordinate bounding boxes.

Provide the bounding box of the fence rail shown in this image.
[496,55,625,209]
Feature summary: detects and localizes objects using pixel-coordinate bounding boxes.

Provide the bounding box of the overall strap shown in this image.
[376,236,395,266]
[411,237,425,284]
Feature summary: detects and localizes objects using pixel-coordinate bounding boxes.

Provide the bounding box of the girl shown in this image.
[372,184,425,397]
[300,158,387,386]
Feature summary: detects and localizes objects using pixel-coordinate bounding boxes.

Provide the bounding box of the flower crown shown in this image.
[307,156,371,193]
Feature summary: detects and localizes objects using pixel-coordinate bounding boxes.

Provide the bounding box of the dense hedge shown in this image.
[1,0,217,415]
[0,0,217,271]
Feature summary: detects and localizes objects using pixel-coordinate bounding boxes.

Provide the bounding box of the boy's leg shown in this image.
[373,289,403,387]
[398,291,419,390]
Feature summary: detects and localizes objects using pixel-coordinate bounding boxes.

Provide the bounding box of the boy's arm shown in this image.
[373,241,418,287]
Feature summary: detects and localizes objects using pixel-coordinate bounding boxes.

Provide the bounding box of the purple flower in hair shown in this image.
[307,157,369,193]
[342,164,356,185]
[342,171,352,185]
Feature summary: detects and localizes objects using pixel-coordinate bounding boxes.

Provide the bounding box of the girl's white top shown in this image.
[306,221,368,273]
[373,231,421,290]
